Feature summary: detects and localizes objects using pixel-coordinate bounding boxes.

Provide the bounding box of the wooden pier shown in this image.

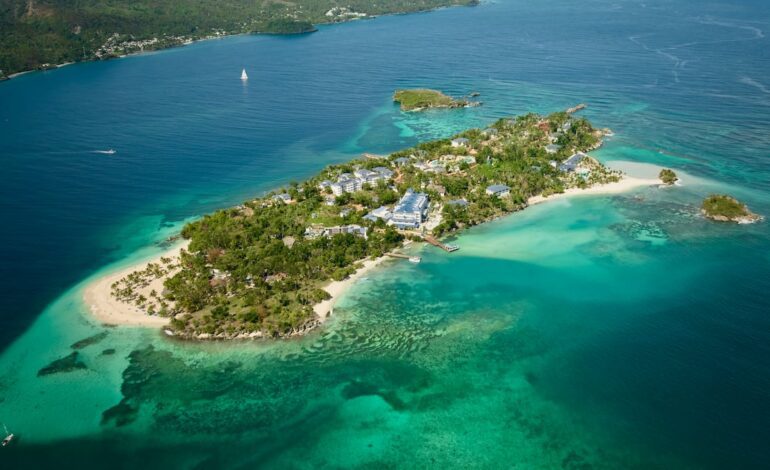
[423,235,459,253]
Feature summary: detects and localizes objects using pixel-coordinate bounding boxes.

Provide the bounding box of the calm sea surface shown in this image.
[1,0,769,467]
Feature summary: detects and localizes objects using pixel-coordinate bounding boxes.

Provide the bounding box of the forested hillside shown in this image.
[0,0,476,77]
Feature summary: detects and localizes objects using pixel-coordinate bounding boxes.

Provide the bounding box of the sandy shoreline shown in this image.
[82,242,189,327]
[81,239,391,329]
[313,256,391,322]
[528,174,661,206]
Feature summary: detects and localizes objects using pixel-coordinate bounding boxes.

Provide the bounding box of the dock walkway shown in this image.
[423,235,459,253]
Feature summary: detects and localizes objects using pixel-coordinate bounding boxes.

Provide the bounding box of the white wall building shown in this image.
[390,189,430,230]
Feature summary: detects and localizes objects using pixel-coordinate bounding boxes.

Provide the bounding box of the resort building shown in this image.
[326,224,368,239]
[390,189,430,230]
[371,166,394,180]
[354,168,376,180]
[450,137,470,148]
[328,167,394,196]
[393,157,411,167]
[425,160,446,173]
[486,184,511,198]
[413,161,430,172]
[446,199,469,207]
[559,152,587,172]
[545,144,561,154]
[363,205,393,223]
[482,127,498,137]
[305,224,368,240]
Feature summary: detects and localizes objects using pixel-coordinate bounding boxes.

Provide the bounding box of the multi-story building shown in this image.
[390,189,430,230]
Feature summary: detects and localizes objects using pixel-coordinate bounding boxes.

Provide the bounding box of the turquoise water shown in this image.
[2,0,770,467]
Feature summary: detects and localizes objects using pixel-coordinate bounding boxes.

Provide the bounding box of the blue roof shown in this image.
[487,184,510,192]
[393,189,428,214]
[560,153,586,171]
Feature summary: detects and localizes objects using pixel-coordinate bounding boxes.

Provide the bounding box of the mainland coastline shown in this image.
[0,1,479,80]
[82,108,666,340]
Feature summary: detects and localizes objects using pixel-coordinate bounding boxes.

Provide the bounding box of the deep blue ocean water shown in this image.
[1,0,770,467]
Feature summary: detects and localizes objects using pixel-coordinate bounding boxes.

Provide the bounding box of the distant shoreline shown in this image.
[0,3,476,81]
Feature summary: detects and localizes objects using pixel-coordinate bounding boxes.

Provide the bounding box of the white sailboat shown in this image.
[241,68,248,81]
[2,423,13,447]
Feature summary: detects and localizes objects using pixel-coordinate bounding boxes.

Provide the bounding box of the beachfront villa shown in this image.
[482,127,498,137]
[486,184,511,197]
[393,157,411,166]
[390,189,430,229]
[451,137,470,148]
[559,152,587,172]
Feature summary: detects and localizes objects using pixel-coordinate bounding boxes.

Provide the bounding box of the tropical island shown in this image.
[84,108,665,340]
[701,194,761,224]
[659,168,678,185]
[393,89,478,111]
[0,0,478,79]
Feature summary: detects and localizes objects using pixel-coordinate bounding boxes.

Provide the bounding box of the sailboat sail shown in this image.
[241,68,248,80]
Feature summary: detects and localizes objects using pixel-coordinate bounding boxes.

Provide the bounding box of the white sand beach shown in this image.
[529,172,662,206]
[82,242,189,327]
[313,256,390,322]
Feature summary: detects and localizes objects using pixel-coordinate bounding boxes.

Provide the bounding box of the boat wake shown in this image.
[92,149,117,155]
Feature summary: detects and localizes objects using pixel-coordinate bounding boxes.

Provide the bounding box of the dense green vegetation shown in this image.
[393,88,470,111]
[0,0,477,77]
[701,194,758,222]
[108,108,618,340]
[659,168,678,185]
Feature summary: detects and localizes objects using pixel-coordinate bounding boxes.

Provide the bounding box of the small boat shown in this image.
[2,424,13,447]
[409,256,421,264]
[241,68,248,81]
